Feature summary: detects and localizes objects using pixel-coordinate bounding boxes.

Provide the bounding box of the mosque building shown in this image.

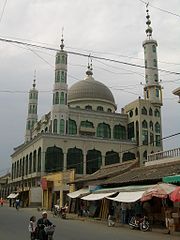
[9,8,163,206]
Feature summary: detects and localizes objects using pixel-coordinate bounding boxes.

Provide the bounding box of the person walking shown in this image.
[15,198,20,210]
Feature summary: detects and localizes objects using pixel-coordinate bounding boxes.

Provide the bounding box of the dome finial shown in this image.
[60,27,64,50]
[145,3,153,39]
[33,70,36,88]
[86,55,93,76]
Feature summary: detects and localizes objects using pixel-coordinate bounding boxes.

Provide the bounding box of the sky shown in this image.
[0,0,180,175]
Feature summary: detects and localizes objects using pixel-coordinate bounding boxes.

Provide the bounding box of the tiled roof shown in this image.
[72,159,139,184]
[103,160,180,185]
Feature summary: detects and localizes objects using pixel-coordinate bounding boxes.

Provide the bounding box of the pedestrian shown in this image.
[36,211,53,240]
[0,197,4,207]
[108,204,115,227]
[120,202,127,224]
[28,216,37,240]
[15,198,20,210]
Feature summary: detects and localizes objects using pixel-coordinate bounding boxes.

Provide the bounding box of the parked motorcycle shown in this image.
[53,205,67,219]
[129,216,150,231]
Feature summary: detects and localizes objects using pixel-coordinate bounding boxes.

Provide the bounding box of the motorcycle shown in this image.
[53,205,67,219]
[44,225,56,240]
[129,216,150,231]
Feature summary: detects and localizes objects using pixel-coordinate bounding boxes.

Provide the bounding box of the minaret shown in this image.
[25,72,38,142]
[143,6,162,106]
[51,31,68,135]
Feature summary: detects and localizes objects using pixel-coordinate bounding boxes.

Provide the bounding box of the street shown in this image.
[0,206,179,240]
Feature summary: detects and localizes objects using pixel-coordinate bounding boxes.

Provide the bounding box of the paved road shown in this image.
[0,206,179,240]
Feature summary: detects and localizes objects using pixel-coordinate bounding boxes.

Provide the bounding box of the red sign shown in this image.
[41,178,47,190]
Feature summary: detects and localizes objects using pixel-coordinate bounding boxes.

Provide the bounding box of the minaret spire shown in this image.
[86,55,93,76]
[51,31,68,135]
[60,27,64,50]
[25,72,38,142]
[145,3,153,39]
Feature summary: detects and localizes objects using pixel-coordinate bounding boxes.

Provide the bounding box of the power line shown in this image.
[0,0,7,23]
[138,0,180,18]
[0,37,180,75]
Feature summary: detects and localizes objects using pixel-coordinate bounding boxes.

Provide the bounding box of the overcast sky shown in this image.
[0,0,180,175]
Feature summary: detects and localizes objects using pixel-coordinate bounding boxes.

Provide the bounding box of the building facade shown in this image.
[9,9,163,206]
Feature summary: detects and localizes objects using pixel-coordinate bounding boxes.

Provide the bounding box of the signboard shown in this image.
[41,178,47,190]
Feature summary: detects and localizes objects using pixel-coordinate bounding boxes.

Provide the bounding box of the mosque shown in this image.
[9,9,163,206]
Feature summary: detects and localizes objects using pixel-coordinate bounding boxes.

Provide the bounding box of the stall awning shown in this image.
[81,192,116,201]
[107,191,145,203]
[7,193,19,199]
[67,188,89,199]
[163,175,180,184]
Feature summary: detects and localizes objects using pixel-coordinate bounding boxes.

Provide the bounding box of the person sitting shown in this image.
[36,211,53,240]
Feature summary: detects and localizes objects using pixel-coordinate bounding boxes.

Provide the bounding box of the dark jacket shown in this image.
[36,218,52,240]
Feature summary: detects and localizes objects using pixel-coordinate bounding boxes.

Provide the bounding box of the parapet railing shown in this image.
[147,147,180,162]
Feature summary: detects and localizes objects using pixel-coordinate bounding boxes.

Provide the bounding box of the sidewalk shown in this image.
[66,213,180,237]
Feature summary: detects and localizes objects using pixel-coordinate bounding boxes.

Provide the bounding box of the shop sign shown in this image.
[41,178,47,190]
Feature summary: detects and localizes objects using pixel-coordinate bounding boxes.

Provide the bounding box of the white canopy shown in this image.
[81,192,116,201]
[107,191,145,203]
[67,188,89,199]
[7,193,19,199]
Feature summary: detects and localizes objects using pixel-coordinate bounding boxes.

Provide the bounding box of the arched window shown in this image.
[142,130,148,145]
[56,71,60,82]
[86,149,102,174]
[135,108,138,115]
[154,74,158,82]
[37,147,41,172]
[155,122,161,133]
[142,120,148,128]
[56,55,60,64]
[113,124,126,139]
[97,123,111,138]
[156,88,159,97]
[85,105,92,110]
[29,153,32,174]
[150,133,154,145]
[149,108,153,116]
[60,119,65,135]
[61,55,65,64]
[55,92,59,104]
[97,106,104,111]
[45,146,64,172]
[53,119,58,133]
[153,59,157,67]
[67,147,83,174]
[154,109,160,117]
[107,108,112,113]
[149,121,153,131]
[33,150,37,172]
[129,110,133,117]
[143,151,147,160]
[80,120,94,128]
[68,119,77,135]
[61,71,65,83]
[25,155,28,175]
[122,152,136,162]
[141,107,147,115]
[105,151,119,165]
[60,92,65,104]
[152,45,156,53]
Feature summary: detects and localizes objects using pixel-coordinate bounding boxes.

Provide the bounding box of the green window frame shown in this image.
[113,124,126,139]
[68,119,77,135]
[60,119,65,135]
[55,92,59,104]
[53,119,58,133]
[60,92,65,104]
[97,123,111,139]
